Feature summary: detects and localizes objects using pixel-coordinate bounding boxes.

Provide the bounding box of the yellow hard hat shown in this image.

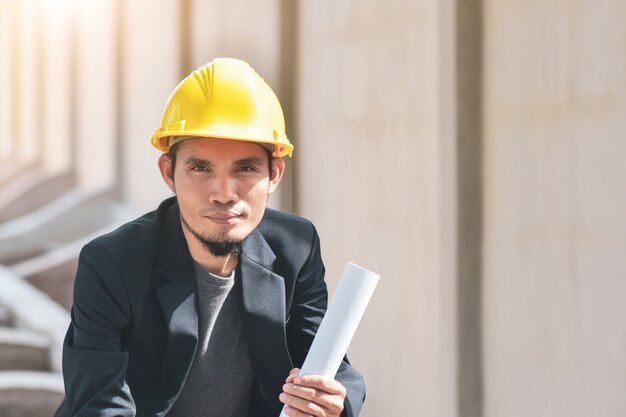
[151,57,293,157]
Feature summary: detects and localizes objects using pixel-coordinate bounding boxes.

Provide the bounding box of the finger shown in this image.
[282,383,344,414]
[293,375,346,396]
[283,383,319,401]
[282,405,313,417]
[280,392,325,416]
[285,368,301,383]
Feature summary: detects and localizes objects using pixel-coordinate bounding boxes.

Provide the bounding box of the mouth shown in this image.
[205,212,243,225]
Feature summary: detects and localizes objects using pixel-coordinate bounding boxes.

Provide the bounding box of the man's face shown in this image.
[159,138,284,253]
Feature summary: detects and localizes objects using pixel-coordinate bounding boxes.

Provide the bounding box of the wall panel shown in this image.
[41,0,73,175]
[74,0,118,191]
[297,1,458,415]
[483,1,626,416]
[121,0,181,209]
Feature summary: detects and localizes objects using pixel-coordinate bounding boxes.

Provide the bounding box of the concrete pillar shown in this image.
[120,0,181,210]
[0,2,13,160]
[483,1,626,416]
[40,0,73,175]
[188,0,281,74]
[74,0,117,191]
[16,0,41,164]
[296,1,458,416]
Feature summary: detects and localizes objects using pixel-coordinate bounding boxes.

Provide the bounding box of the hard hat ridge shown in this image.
[192,64,213,103]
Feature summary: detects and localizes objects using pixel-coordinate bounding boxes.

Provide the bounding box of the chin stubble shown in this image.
[180,215,242,257]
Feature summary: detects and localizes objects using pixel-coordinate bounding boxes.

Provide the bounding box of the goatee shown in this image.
[180,216,242,257]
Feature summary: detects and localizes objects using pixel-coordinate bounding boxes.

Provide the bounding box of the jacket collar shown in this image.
[240,226,276,267]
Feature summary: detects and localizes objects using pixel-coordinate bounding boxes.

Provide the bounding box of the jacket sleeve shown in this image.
[285,226,366,417]
[57,243,136,417]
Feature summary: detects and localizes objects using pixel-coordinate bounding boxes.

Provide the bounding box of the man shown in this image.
[55,58,365,417]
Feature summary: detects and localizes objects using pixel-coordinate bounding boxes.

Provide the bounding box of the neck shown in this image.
[195,253,238,277]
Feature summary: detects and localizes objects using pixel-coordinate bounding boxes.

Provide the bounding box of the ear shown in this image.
[267,157,285,194]
[158,154,176,194]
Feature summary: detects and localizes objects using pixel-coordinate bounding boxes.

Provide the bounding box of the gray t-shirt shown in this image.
[167,261,254,417]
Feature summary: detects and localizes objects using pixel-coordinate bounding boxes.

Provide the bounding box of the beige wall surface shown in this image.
[120,0,182,209]
[75,0,117,191]
[297,1,458,416]
[16,0,40,164]
[41,0,72,175]
[0,1,14,160]
[483,1,626,416]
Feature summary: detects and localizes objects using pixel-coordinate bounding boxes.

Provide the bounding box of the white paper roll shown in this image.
[279,262,380,417]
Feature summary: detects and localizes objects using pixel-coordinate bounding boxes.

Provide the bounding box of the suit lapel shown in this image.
[240,229,293,409]
[154,202,198,413]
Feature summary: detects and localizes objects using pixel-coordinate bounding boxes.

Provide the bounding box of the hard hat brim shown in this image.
[151,130,294,158]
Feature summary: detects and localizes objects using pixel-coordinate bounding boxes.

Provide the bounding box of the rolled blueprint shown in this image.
[279,262,380,417]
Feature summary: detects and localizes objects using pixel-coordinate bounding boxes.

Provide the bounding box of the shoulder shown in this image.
[260,208,315,228]
[82,197,175,263]
[258,208,318,244]
[255,208,322,270]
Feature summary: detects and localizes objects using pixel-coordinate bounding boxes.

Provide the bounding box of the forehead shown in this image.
[176,137,268,161]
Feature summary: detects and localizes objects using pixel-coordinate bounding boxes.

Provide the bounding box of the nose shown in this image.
[209,174,238,205]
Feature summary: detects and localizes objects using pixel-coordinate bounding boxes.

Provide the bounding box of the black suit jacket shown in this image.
[55,197,365,417]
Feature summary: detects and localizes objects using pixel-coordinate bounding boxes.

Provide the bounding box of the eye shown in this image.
[237,165,257,173]
[191,165,209,172]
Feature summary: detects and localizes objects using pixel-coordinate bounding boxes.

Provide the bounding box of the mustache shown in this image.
[200,203,245,216]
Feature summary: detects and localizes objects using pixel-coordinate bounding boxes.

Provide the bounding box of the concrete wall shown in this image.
[482,1,626,417]
[119,0,180,210]
[0,1,14,160]
[15,0,40,164]
[74,0,118,192]
[296,2,458,416]
[40,0,72,175]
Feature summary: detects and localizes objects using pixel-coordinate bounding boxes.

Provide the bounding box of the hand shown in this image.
[279,368,346,417]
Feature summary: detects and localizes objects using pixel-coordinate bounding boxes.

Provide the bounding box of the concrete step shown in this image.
[0,305,11,327]
[0,161,35,189]
[24,258,77,311]
[0,328,50,371]
[0,267,70,372]
[0,189,118,265]
[0,371,64,417]
[0,170,75,222]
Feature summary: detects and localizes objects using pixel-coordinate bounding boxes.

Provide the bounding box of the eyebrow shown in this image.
[183,156,213,167]
[182,156,265,167]
[233,156,265,166]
